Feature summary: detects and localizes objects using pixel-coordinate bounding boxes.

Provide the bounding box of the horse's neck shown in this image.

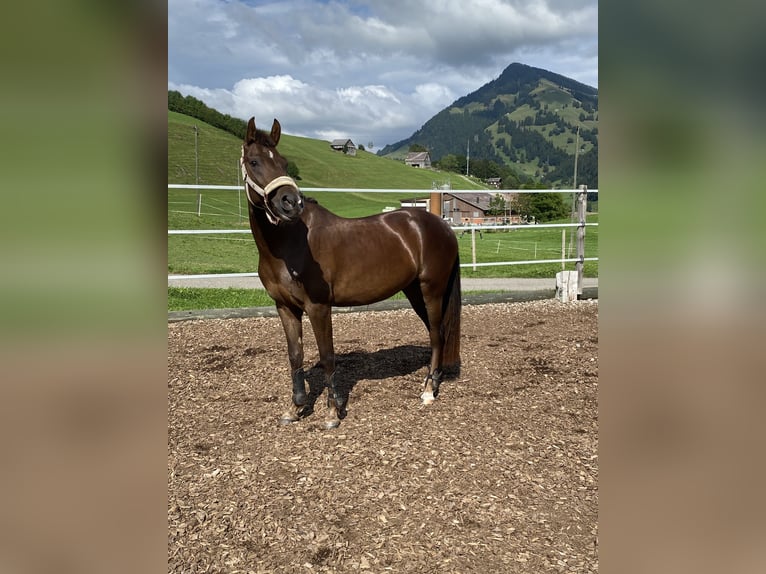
[247,201,331,255]
[247,205,281,254]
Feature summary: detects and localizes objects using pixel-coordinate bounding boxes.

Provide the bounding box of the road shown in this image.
[168,275,597,292]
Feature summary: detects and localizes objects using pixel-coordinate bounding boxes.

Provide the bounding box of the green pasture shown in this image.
[168,287,408,312]
[168,110,487,192]
[167,187,431,231]
[168,196,598,277]
[457,218,598,279]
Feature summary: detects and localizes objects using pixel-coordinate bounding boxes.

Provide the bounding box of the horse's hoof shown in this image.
[420,391,435,405]
[323,419,340,430]
[279,413,300,425]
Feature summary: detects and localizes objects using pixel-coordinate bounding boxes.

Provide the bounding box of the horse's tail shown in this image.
[440,254,461,367]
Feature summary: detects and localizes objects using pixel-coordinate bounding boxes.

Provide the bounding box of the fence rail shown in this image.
[168,186,598,288]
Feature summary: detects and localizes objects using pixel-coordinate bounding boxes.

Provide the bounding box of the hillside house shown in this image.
[404,151,431,168]
[330,139,357,156]
[486,177,502,189]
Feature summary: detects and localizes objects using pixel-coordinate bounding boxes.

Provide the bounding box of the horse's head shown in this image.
[241,117,304,224]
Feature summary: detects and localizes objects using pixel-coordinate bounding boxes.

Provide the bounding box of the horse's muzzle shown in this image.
[269,185,304,222]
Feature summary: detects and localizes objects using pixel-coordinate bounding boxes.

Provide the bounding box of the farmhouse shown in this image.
[442,192,521,225]
[330,139,357,156]
[486,177,502,189]
[404,151,431,168]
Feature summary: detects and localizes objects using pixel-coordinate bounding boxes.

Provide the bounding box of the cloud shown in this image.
[168,0,598,147]
[168,74,454,149]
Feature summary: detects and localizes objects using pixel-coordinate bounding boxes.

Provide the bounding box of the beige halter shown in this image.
[240,147,301,224]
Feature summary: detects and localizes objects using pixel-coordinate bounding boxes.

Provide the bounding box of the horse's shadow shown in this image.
[299,345,458,420]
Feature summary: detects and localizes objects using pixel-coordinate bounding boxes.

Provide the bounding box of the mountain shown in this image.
[378,63,598,188]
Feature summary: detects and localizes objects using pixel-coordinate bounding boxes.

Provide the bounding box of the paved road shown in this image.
[168,275,597,292]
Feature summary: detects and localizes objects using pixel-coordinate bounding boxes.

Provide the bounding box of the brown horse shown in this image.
[241,117,461,428]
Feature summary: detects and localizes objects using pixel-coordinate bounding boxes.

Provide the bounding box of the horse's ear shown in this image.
[246,117,257,144]
[270,119,281,146]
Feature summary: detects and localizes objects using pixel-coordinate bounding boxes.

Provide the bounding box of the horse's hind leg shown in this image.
[419,291,446,405]
[276,304,307,424]
[404,281,442,404]
[306,304,342,429]
[403,281,430,331]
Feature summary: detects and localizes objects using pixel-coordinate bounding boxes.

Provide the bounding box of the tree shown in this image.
[527,193,568,222]
[435,153,465,174]
[409,143,428,152]
[286,160,300,180]
[487,194,506,216]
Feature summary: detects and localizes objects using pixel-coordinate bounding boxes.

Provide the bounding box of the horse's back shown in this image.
[302,206,456,306]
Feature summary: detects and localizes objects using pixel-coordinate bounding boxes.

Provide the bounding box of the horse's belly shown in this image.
[330,265,414,307]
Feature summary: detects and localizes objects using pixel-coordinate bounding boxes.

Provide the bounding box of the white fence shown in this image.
[168,185,598,287]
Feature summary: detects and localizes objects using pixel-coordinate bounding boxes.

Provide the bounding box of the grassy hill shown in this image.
[168,110,487,225]
[170,110,486,190]
[169,110,488,273]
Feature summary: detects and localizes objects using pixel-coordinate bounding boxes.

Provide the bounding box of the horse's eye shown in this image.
[250,160,258,167]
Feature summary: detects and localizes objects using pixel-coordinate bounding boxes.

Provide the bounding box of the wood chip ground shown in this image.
[168,300,598,573]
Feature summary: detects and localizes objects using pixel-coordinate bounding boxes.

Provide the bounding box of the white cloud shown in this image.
[168,0,597,147]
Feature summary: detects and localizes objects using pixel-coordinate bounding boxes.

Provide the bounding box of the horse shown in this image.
[241,117,461,429]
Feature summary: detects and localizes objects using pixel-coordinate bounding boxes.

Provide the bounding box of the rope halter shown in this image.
[240,146,302,225]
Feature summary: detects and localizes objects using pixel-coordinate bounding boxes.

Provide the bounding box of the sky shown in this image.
[168,0,598,151]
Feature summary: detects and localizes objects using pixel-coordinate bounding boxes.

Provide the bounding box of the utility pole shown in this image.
[194,125,201,217]
[466,138,470,176]
[573,125,580,189]
[569,125,581,257]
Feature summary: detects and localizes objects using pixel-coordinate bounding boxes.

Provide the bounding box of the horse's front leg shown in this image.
[306,304,342,429]
[276,304,307,424]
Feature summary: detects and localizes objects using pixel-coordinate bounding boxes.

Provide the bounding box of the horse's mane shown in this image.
[253,129,277,147]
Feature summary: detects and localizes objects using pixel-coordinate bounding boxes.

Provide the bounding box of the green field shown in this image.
[168,213,598,278]
[168,110,598,297]
[169,109,487,232]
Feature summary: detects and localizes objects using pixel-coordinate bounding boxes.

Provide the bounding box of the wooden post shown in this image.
[471,227,477,272]
[429,191,442,218]
[575,185,587,296]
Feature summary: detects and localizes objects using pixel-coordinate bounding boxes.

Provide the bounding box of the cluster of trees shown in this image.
[495,116,570,170]
[484,190,569,222]
[547,146,598,190]
[432,153,524,189]
[168,90,301,180]
[168,91,246,139]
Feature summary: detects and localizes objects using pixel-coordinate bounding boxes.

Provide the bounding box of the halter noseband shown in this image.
[240,147,302,225]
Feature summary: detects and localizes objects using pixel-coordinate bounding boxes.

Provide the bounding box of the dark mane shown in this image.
[254,129,277,147]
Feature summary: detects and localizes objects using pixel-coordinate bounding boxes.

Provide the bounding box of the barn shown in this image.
[330,139,357,156]
[404,151,431,168]
[442,192,522,225]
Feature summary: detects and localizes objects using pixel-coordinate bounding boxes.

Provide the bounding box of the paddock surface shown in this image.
[168,300,598,573]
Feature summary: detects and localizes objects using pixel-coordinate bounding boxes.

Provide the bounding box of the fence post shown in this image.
[471,227,477,272]
[575,185,587,296]
[561,229,566,270]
